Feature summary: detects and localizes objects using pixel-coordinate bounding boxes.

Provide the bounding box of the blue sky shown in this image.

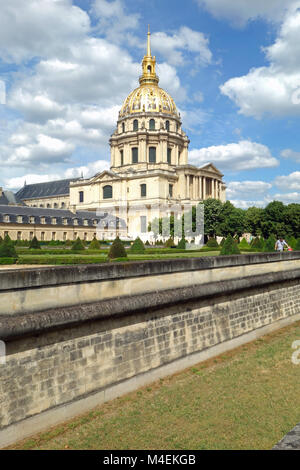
[0,0,300,207]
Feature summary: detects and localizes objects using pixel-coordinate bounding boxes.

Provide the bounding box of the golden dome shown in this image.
[119,85,178,118]
[119,27,179,119]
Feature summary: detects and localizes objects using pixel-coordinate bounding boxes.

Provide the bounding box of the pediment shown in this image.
[90,170,120,183]
[199,162,223,176]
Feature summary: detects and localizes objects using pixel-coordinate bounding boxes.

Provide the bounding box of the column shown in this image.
[203,177,206,200]
[199,177,202,200]
[186,175,190,199]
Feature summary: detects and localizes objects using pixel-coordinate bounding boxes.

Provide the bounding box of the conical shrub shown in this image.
[238,238,249,250]
[0,235,18,258]
[108,236,127,259]
[220,235,240,256]
[263,235,276,252]
[29,235,41,250]
[71,237,85,251]
[206,237,219,248]
[177,237,186,249]
[130,237,145,253]
[88,237,101,250]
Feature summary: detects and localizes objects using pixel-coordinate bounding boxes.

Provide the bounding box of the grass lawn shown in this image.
[9,321,300,450]
[17,251,220,264]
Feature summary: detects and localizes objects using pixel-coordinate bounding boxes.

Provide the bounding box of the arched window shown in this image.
[167,148,172,164]
[166,120,170,131]
[103,185,113,199]
[141,184,147,197]
[122,122,125,133]
[149,147,156,163]
[149,119,155,130]
[133,119,138,131]
[132,147,138,163]
[147,65,152,73]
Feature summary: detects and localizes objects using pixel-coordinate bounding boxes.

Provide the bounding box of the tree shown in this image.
[108,236,127,259]
[203,199,223,237]
[244,207,265,236]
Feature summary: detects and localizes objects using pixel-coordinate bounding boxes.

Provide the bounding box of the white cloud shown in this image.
[228,199,269,209]
[1,133,74,167]
[0,0,90,63]
[91,0,140,39]
[65,160,109,179]
[274,172,300,191]
[4,159,110,191]
[197,0,295,27]
[221,3,300,118]
[5,173,62,190]
[189,140,279,171]
[151,27,212,66]
[273,192,300,203]
[227,181,272,199]
[281,149,300,163]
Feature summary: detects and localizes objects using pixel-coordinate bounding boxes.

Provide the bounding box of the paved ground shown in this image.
[273,423,300,450]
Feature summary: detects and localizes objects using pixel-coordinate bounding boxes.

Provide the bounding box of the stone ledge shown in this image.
[0,251,299,292]
[273,423,300,450]
[1,267,299,341]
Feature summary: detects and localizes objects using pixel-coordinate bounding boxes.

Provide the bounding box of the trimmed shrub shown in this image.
[238,238,249,250]
[0,257,17,265]
[164,237,176,248]
[71,237,85,251]
[219,238,225,246]
[177,237,186,249]
[220,235,240,256]
[250,236,265,251]
[108,236,127,259]
[206,237,219,248]
[88,237,101,250]
[130,237,145,254]
[29,236,41,250]
[263,235,277,252]
[145,240,151,246]
[0,235,18,259]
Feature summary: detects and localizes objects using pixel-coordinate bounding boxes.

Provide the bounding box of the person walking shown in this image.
[275,237,289,252]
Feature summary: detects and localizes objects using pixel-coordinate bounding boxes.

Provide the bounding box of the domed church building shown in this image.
[69,28,226,240]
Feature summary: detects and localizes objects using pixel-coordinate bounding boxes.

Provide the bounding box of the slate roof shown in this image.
[0,191,23,206]
[0,205,127,229]
[15,178,80,200]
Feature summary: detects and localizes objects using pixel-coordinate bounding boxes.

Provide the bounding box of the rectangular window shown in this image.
[167,148,172,164]
[120,150,124,166]
[63,232,67,241]
[149,147,156,163]
[141,184,147,197]
[169,184,173,197]
[30,232,34,240]
[41,232,45,241]
[52,232,56,241]
[79,191,84,203]
[132,147,138,163]
[17,231,22,241]
[140,216,147,233]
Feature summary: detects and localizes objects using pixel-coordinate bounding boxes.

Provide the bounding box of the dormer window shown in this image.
[74,218,78,226]
[4,215,9,223]
[30,216,35,224]
[52,218,57,225]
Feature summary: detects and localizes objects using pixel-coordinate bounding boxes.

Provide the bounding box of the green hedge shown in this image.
[18,255,107,265]
[0,258,17,265]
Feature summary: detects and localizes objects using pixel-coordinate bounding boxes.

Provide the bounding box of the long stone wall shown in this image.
[0,252,300,447]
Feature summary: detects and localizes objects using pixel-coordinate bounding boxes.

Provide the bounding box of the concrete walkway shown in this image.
[273,423,300,450]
